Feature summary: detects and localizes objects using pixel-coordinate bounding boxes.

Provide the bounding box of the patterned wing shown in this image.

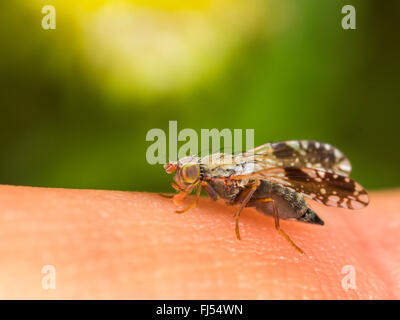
[243,140,352,177]
[232,167,369,210]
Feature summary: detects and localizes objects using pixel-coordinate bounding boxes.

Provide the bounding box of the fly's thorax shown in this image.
[200,153,234,171]
[200,153,253,179]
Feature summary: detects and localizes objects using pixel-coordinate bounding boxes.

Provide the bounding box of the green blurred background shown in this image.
[0,0,399,193]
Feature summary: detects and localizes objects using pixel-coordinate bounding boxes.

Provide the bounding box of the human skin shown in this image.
[0,184,399,299]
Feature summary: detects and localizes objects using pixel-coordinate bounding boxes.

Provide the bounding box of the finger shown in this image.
[0,185,398,299]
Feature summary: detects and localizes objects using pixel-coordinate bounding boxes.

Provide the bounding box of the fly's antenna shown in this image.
[164,162,177,174]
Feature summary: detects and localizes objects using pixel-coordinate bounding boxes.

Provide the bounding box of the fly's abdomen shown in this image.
[249,180,324,225]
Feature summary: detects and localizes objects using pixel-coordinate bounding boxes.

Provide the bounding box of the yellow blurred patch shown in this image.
[31,0,277,103]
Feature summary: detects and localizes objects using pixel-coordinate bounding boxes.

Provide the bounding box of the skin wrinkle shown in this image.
[0,185,398,299]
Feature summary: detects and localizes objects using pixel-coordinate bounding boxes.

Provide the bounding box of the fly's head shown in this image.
[164,156,201,205]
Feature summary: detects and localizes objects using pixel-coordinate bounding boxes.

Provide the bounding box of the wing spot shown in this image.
[341,202,349,209]
[329,195,340,202]
[339,160,352,174]
[355,183,364,191]
[334,149,342,158]
[300,140,309,149]
[358,194,369,203]
[351,200,365,209]
[305,169,317,178]
[287,141,301,151]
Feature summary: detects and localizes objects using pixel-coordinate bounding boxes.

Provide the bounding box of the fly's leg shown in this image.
[203,182,219,201]
[249,198,304,254]
[233,180,260,240]
[159,193,174,199]
[175,183,204,214]
[159,182,183,199]
[172,191,187,207]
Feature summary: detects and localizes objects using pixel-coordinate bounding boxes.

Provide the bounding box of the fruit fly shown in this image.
[163,140,369,254]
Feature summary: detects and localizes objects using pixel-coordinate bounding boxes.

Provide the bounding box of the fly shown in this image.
[163,140,369,254]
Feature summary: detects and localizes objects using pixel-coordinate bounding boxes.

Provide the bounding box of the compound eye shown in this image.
[182,164,200,183]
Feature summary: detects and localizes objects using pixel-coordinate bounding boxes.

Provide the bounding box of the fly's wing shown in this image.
[231,167,369,210]
[242,140,352,177]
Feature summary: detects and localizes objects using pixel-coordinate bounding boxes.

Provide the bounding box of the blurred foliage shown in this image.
[0,0,399,193]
